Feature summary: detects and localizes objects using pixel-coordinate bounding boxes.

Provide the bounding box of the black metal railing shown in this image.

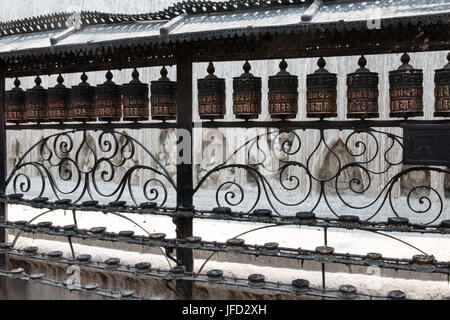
[1,121,449,300]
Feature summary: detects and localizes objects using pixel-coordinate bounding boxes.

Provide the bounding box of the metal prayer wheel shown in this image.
[306,57,337,119]
[434,52,450,117]
[233,60,262,120]
[26,76,48,123]
[389,53,423,118]
[347,56,379,119]
[5,78,26,123]
[95,71,122,122]
[198,62,226,120]
[122,68,149,121]
[71,73,96,122]
[150,66,177,121]
[47,74,71,122]
[268,59,298,120]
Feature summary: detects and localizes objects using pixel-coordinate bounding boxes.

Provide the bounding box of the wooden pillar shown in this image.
[0,62,7,276]
[175,45,194,299]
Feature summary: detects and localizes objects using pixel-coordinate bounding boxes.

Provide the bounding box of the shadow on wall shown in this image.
[400,165,431,198]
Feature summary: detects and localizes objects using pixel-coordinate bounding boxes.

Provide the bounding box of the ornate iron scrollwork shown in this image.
[194,128,450,225]
[6,130,176,207]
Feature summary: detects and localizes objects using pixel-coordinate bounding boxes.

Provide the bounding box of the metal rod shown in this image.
[369,230,430,256]
[72,210,78,227]
[2,220,448,275]
[322,225,327,300]
[175,45,194,300]
[6,120,450,131]
[321,263,326,299]
[197,224,280,274]
[0,60,7,275]
[6,121,177,131]
[1,198,446,235]
[11,209,54,247]
[67,236,75,259]
[108,212,172,268]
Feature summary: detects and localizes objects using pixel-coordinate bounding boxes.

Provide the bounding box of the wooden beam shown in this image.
[0,61,7,270]
[2,21,448,78]
[175,44,194,300]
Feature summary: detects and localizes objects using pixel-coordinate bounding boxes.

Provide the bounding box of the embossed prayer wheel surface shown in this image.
[26,76,48,123]
[268,59,298,120]
[434,53,450,117]
[71,73,96,122]
[389,53,423,118]
[347,56,379,119]
[198,62,226,120]
[307,57,337,119]
[233,61,262,120]
[6,78,26,124]
[122,68,149,121]
[95,71,122,122]
[150,66,177,121]
[47,75,71,122]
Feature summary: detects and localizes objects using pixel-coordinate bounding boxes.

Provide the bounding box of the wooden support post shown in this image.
[0,63,7,246]
[175,46,194,300]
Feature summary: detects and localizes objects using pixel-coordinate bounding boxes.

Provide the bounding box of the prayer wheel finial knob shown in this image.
[160,66,168,79]
[106,70,113,81]
[356,55,370,72]
[358,55,367,68]
[35,75,42,87]
[243,60,251,74]
[317,57,326,69]
[279,59,288,72]
[401,52,410,65]
[57,74,64,85]
[80,72,88,83]
[398,52,414,70]
[132,68,140,80]
[207,62,215,75]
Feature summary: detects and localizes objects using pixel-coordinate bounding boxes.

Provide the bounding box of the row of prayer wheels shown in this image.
[5,67,176,123]
[5,53,450,123]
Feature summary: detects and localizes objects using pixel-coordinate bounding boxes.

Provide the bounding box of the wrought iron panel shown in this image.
[403,124,450,166]
[193,127,450,225]
[5,130,176,207]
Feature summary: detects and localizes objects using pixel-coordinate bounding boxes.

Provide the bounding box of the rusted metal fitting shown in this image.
[23,246,38,256]
[226,238,245,252]
[135,262,151,273]
[47,251,63,260]
[314,246,335,263]
[291,279,310,294]
[388,290,406,300]
[338,284,357,300]
[248,274,265,288]
[207,269,224,283]
[76,254,92,265]
[364,252,384,266]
